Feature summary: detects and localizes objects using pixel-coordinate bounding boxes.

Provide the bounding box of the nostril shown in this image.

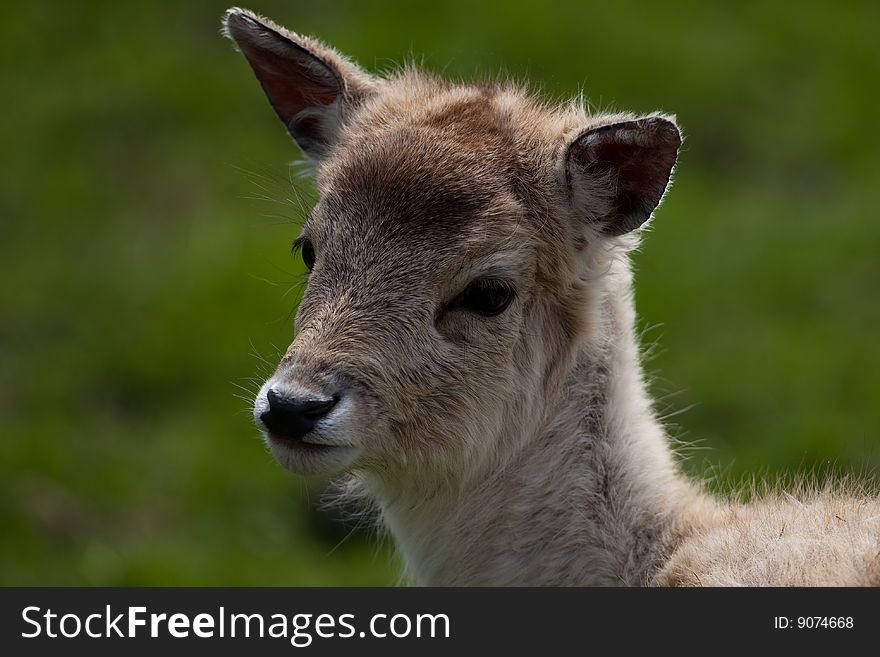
[266,389,337,416]
[262,389,338,439]
[299,396,337,418]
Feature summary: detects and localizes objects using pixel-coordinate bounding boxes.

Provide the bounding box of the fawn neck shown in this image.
[368,261,705,585]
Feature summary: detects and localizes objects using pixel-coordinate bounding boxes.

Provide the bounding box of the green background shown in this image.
[2,1,878,585]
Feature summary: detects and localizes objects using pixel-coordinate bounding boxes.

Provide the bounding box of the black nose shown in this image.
[261,389,338,439]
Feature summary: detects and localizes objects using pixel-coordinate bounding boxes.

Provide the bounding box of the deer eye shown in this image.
[452,278,516,317]
[295,238,316,271]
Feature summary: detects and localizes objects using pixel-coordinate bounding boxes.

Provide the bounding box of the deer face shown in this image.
[224,9,681,480]
[265,135,537,478]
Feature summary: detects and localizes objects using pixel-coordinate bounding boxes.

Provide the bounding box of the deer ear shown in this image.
[223,8,378,160]
[564,116,682,237]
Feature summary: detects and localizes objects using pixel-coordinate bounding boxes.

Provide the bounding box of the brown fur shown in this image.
[224,8,880,586]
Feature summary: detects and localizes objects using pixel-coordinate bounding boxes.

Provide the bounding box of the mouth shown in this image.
[267,431,337,452]
[264,431,360,473]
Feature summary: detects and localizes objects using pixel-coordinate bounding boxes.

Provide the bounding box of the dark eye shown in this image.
[296,238,316,271]
[452,278,516,317]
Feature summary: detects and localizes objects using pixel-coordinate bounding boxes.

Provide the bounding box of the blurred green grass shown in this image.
[1,0,878,584]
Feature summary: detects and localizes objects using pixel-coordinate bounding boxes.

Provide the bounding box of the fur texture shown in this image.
[224,8,880,586]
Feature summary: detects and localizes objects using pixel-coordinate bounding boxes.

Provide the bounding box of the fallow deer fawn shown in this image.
[224,8,880,586]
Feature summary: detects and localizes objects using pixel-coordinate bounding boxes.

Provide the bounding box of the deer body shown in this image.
[224,8,880,586]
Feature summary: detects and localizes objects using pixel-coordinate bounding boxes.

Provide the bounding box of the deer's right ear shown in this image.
[223,8,379,160]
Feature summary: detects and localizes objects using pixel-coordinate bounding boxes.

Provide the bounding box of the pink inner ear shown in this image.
[570,118,681,235]
[239,42,340,125]
[595,138,675,202]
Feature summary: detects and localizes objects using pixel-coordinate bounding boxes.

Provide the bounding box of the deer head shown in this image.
[224,8,681,485]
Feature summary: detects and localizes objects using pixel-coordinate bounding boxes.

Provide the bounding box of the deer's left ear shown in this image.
[563,116,682,237]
